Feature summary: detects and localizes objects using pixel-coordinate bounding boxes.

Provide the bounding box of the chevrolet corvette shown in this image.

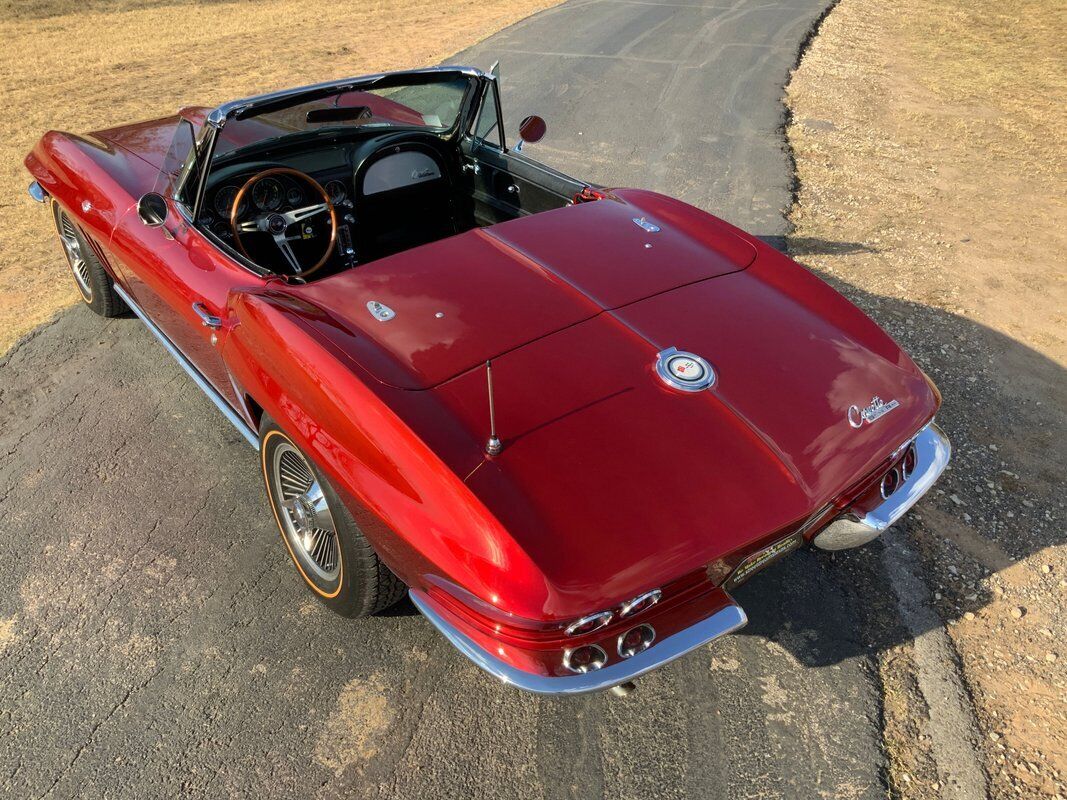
[25,66,950,694]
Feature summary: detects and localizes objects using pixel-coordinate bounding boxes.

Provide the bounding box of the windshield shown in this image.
[214,74,473,158]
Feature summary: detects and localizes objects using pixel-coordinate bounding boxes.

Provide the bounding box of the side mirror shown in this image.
[137,192,169,228]
[516,115,547,152]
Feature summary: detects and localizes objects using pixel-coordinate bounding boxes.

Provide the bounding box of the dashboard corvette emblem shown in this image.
[366,301,396,322]
[655,347,716,392]
[848,396,900,428]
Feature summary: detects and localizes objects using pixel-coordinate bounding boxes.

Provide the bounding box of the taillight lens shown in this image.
[619,589,662,618]
[617,625,656,658]
[563,644,608,673]
[881,468,901,499]
[901,443,917,481]
[564,611,613,637]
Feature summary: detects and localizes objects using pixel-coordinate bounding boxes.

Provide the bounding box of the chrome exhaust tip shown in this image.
[812,516,883,551]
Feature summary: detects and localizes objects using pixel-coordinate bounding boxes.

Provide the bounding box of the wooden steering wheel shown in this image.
[231,167,337,277]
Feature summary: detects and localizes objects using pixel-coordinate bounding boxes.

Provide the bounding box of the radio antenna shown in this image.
[485,360,502,456]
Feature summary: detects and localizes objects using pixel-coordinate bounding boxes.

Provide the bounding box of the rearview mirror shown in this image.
[516,115,547,151]
[137,192,169,227]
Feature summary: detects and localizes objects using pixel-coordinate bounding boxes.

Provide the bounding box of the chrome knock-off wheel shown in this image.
[270,441,340,581]
[49,204,126,318]
[59,213,92,301]
[259,423,407,616]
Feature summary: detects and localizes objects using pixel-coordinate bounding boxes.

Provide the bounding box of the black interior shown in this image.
[199,127,585,279]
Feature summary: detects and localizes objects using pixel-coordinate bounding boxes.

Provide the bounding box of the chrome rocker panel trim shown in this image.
[814,421,950,550]
[410,589,747,695]
[112,283,260,450]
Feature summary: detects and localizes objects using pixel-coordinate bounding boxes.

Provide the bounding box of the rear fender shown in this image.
[221,288,555,621]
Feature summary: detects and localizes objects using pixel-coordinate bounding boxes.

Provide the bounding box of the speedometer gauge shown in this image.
[325,180,346,204]
[253,178,283,211]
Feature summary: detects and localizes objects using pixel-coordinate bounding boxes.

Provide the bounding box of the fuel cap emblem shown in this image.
[656,347,715,392]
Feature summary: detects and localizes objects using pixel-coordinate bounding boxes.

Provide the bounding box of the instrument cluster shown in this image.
[201,174,349,239]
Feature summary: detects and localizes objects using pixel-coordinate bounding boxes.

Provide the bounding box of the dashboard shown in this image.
[199,146,354,240]
[199,132,457,274]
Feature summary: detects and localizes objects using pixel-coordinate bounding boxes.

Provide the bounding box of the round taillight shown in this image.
[563,644,608,674]
[617,624,656,658]
[901,444,917,481]
[565,611,613,637]
[881,468,901,499]
[619,589,662,618]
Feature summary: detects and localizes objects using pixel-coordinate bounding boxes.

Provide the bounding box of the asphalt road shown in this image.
[0,1,897,797]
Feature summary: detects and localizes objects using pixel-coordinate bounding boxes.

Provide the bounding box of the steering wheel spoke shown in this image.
[273,233,303,273]
[230,168,337,277]
[282,203,329,226]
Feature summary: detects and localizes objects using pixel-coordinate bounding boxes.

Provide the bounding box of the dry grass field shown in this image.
[0,0,558,354]
[787,0,1066,797]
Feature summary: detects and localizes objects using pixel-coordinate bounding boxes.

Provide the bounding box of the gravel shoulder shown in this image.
[785,1,1066,796]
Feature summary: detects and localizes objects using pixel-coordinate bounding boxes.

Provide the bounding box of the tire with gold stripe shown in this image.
[52,202,127,318]
[260,418,407,616]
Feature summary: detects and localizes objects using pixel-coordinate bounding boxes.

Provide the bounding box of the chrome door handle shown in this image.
[192,302,222,329]
[506,184,519,195]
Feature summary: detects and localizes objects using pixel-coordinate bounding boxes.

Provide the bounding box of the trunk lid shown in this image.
[294,191,755,389]
[427,254,936,609]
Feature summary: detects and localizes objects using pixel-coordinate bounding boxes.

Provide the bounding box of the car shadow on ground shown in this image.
[727,238,1065,668]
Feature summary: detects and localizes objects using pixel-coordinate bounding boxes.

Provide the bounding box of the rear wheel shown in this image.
[259,419,406,616]
[53,203,126,317]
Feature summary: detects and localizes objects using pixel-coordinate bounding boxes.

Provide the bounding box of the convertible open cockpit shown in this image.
[28,62,951,696]
[164,68,586,280]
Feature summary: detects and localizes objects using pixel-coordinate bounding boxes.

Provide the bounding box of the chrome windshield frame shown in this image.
[179,66,487,223]
[206,65,486,128]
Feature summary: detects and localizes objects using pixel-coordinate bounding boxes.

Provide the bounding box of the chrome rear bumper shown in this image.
[813,422,951,550]
[410,589,747,695]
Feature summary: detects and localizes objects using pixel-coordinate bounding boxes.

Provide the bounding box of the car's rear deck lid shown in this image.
[292,191,756,389]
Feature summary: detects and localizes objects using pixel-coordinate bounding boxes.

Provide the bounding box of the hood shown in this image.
[89,106,211,170]
[293,190,756,389]
[422,246,937,615]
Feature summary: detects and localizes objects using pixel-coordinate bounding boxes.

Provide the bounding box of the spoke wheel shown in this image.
[269,441,340,582]
[59,213,92,301]
[259,421,408,616]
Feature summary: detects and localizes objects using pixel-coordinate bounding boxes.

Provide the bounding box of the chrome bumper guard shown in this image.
[410,589,747,695]
[814,422,951,550]
[28,181,49,203]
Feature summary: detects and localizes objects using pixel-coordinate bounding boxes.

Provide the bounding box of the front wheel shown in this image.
[53,203,126,317]
[259,419,406,616]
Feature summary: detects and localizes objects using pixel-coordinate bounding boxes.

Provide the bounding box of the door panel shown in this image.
[462,77,584,225]
[109,202,266,409]
[462,139,583,225]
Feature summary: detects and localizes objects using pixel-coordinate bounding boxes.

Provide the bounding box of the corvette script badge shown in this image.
[848,396,900,428]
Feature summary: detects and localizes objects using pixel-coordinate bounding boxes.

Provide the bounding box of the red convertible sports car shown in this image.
[26,66,950,694]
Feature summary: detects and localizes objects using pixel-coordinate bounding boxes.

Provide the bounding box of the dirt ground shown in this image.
[786,0,1066,797]
[0,0,558,355]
